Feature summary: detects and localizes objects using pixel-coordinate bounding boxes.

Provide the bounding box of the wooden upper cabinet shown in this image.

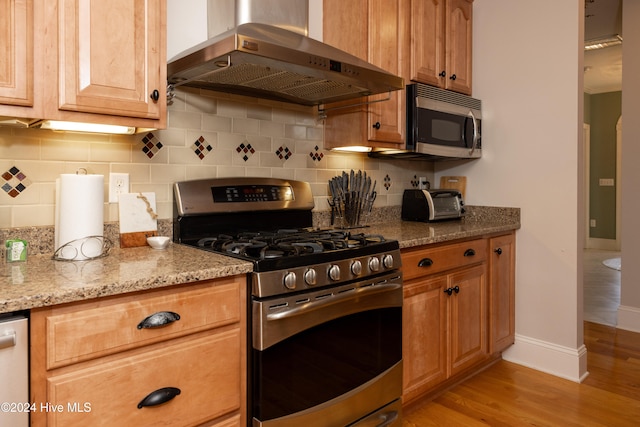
[367,0,407,143]
[411,0,472,95]
[55,0,165,121]
[445,0,472,94]
[0,0,34,108]
[322,0,408,149]
[410,0,445,88]
[0,0,166,129]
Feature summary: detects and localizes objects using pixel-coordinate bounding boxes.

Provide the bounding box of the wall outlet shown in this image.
[590,219,597,228]
[109,173,129,203]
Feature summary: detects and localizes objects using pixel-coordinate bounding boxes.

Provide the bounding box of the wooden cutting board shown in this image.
[118,192,158,248]
[439,176,467,199]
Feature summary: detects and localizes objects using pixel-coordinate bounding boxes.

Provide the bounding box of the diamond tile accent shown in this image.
[384,174,392,190]
[192,136,213,160]
[309,145,324,162]
[1,166,32,198]
[141,132,164,159]
[275,146,292,161]
[236,141,255,162]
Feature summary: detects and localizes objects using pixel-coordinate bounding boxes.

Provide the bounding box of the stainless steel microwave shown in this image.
[369,83,482,160]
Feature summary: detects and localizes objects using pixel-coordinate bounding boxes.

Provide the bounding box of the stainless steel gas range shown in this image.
[174,177,403,427]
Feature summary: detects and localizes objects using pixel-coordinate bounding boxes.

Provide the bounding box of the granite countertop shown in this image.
[0,243,253,314]
[368,209,520,249]
[0,206,520,315]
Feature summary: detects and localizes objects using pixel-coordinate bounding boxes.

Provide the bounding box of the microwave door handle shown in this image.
[467,109,479,156]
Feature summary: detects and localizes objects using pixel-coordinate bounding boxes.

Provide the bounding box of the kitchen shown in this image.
[1,0,639,426]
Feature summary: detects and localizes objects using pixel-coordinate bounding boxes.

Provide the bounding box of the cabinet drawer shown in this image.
[46,328,242,427]
[43,278,242,369]
[402,239,487,280]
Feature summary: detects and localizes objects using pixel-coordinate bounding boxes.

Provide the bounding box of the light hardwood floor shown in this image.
[403,322,640,426]
[403,251,636,426]
[583,249,621,326]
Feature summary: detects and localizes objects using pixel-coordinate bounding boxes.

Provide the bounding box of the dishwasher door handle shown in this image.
[0,331,16,350]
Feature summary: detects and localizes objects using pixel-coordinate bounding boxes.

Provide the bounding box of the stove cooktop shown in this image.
[183,228,400,272]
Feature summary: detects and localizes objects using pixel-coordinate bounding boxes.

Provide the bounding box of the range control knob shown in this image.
[328,264,341,281]
[351,260,363,276]
[369,257,381,272]
[283,272,297,290]
[304,268,318,286]
[382,254,395,269]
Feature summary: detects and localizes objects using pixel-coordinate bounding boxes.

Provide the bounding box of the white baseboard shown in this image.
[617,305,640,332]
[502,334,589,383]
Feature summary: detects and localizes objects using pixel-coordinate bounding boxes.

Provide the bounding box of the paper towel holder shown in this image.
[52,235,112,261]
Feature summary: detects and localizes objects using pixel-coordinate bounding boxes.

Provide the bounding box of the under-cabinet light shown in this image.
[330,146,372,153]
[37,120,136,135]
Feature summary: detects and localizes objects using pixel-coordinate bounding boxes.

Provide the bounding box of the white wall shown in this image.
[435,0,587,381]
[619,0,640,331]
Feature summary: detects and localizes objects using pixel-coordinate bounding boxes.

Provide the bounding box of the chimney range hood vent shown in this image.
[167,2,404,106]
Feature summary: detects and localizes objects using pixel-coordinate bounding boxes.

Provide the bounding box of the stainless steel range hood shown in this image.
[167,18,404,106]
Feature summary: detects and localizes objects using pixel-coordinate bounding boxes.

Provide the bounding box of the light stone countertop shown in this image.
[0,206,520,315]
[0,243,253,314]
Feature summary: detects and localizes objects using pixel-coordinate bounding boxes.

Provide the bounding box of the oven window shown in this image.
[252,307,402,421]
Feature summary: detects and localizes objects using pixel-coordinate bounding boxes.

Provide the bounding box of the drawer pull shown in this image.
[494,247,503,255]
[463,249,476,257]
[418,258,433,267]
[137,311,181,329]
[137,387,181,409]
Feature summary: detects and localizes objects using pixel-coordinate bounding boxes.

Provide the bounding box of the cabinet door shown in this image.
[57,0,164,119]
[322,0,407,149]
[410,0,445,86]
[0,0,33,106]
[367,0,407,143]
[445,0,472,94]
[402,275,448,403]
[489,233,516,353]
[448,264,488,376]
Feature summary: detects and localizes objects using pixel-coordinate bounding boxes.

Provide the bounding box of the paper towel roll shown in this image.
[54,174,104,260]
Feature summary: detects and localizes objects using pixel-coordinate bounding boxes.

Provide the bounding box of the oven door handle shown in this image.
[266,282,402,321]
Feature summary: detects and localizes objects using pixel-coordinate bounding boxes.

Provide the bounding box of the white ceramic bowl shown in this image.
[147,236,170,250]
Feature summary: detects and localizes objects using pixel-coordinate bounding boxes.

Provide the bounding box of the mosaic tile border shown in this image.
[1,166,32,198]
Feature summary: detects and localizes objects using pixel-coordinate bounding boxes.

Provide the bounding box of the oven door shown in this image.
[251,271,403,427]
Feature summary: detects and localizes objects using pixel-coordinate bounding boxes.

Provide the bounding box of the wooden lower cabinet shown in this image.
[31,277,246,427]
[489,233,516,353]
[402,232,515,406]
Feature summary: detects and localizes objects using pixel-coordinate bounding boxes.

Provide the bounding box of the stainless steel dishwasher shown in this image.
[0,314,29,427]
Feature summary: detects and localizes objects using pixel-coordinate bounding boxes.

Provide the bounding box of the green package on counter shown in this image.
[6,239,27,262]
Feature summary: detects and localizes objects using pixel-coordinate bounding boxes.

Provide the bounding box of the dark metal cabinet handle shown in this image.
[418,258,433,267]
[444,285,460,296]
[494,248,503,255]
[450,74,457,81]
[137,387,181,409]
[463,249,476,257]
[373,121,381,130]
[150,89,160,102]
[137,311,181,329]
[439,70,446,78]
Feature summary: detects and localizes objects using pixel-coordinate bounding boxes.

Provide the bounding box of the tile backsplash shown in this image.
[0,87,434,228]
